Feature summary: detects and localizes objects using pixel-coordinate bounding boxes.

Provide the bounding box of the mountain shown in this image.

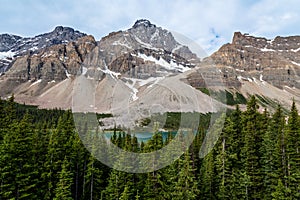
[204,32,300,110]
[0,26,86,73]
[0,20,299,127]
[0,20,219,128]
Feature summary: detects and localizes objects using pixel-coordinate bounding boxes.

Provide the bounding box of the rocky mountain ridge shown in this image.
[0,20,299,120]
[0,20,205,116]
[0,26,86,73]
[209,32,300,89]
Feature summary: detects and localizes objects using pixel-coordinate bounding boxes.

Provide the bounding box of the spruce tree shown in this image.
[83,154,103,199]
[119,184,132,200]
[241,96,263,199]
[199,150,217,199]
[0,112,38,199]
[215,122,230,199]
[285,100,300,198]
[54,157,73,200]
[261,105,283,199]
[173,151,199,199]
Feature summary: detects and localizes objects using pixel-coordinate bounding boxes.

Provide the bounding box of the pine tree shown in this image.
[199,150,217,199]
[4,94,17,124]
[261,105,283,199]
[54,157,73,200]
[173,151,199,199]
[285,100,300,198]
[42,112,75,199]
[271,179,289,200]
[104,169,123,199]
[215,123,230,199]
[71,133,87,200]
[0,112,38,199]
[228,105,243,169]
[119,184,132,200]
[241,96,264,199]
[83,155,103,200]
[0,97,5,131]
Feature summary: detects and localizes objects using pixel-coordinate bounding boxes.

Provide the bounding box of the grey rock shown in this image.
[0,26,86,73]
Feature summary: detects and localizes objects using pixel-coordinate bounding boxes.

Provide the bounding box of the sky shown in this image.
[1,0,300,54]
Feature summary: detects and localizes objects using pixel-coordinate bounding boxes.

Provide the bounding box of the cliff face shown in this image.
[0,26,87,73]
[209,32,300,89]
[0,20,201,112]
[0,21,299,114]
[0,35,97,96]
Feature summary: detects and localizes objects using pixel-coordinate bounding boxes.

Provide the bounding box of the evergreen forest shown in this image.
[0,95,299,199]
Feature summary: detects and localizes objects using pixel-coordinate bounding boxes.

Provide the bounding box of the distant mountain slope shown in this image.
[199,32,300,111]
[0,20,214,121]
[0,20,299,125]
[210,32,300,89]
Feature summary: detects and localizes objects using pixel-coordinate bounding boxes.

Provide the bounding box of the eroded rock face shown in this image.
[98,19,200,67]
[0,35,97,95]
[0,26,87,73]
[1,20,300,112]
[209,32,300,89]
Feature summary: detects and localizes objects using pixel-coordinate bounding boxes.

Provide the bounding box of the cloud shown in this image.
[1,0,300,54]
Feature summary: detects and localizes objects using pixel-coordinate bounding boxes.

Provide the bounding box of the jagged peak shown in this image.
[53,26,76,34]
[132,19,156,29]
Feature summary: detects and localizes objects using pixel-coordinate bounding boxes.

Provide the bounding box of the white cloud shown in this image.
[1,0,300,54]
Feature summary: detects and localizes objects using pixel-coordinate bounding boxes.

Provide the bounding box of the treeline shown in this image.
[0,95,299,199]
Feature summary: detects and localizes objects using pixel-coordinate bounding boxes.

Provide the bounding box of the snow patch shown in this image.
[253,77,258,83]
[124,79,138,101]
[291,47,300,52]
[112,40,132,49]
[236,49,245,53]
[267,39,274,44]
[29,79,42,87]
[30,46,38,51]
[146,77,165,88]
[291,61,300,66]
[137,53,190,72]
[65,69,71,78]
[172,44,183,53]
[134,35,158,50]
[150,29,159,41]
[235,68,245,72]
[237,76,247,81]
[82,67,88,75]
[98,61,121,80]
[259,74,266,85]
[0,50,15,60]
[48,80,56,84]
[261,47,275,52]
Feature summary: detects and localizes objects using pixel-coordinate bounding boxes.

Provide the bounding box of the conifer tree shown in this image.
[261,105,283,199]
[4,94,17,124]
[119,184,132,200]
[285,100,300,198]
[271,179,287,200]
[173,151,199,199]
[199,150,217,199]
[241,96,263,199]
[215,121,230,199]
[83,153,103,199]
[0,112,37,199]
[54,157,73,200]
[43,112,75,199]
[0,97,5,131]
